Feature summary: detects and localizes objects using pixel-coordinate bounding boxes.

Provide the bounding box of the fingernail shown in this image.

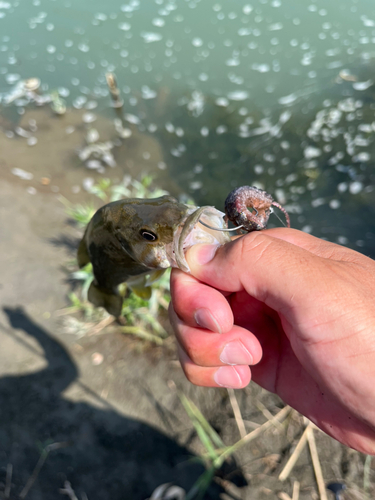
[214,366,243,388]
[194,308,222,334]
[220,341,253,365]
[189,244,220,266]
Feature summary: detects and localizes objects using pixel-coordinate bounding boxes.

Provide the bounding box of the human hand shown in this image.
[169,228,375,453]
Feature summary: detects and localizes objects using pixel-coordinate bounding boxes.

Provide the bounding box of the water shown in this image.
[1,0,375,255]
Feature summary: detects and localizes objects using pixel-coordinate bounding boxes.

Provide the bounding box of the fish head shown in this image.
[111,195,197,270]
[112,197,230,273]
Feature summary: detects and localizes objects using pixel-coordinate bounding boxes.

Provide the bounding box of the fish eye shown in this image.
[140,229,158,241]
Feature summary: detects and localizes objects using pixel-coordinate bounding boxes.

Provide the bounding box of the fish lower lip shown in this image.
[170,206,231,273]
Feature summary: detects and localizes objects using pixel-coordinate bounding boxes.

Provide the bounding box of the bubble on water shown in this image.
[238,28,251,36]
[329,199,340,209]
[5,73,20,84]
[227,90,249,101]
[337,236,348,245]
[119,22,131,31]
[252,63,270,73]
[200,127,209,137]
[228,73,244,84]
[198,73,208,82]
[78,43,90,53]
[165,122,175,133]
[336,182,347,193]
[82,112,96,124]
[214,125,226,134]
[73,95,86,108]
[123,113,140,125]
[190,181,202,190]
[27,187,37,195]
[0,1,11,7]
[46,23,54,31]
[152,17,164,27]
[353,80,373,91]
[311,198,325,207]
[0,12,5,19]
[278,93,298,106]
[170,143,186,157]
[359,37,370,44]
[226,57,240,67]
[361,16,375,27]
[141,85,156,99]
[95,13,107,21]
[301,52,314,66]
[353,152,370,163]
[65,39,73,48]
[141,32,162,43]
[349,181,363,194]
[268,22,283,31]
[46,45,56,54]
[358,124,372,133]
[192,37,203,47]
[326,61,343,69]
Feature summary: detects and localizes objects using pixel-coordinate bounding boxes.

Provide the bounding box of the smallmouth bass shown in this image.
[77,195,230,317]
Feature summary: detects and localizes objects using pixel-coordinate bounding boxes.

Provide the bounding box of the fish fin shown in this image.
[77,236,90,268]
[145,269,166,286]
[129,284,152,300]
[88,281,123,317]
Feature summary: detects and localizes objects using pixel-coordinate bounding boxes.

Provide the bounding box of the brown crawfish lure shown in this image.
[224,186,290,232]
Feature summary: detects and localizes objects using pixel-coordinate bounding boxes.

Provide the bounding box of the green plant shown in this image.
[179,393,291,500]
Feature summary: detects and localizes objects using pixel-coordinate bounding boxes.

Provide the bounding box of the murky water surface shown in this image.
[1,0,375,255]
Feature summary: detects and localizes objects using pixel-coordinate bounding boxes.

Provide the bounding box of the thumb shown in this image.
[185,230,326,318]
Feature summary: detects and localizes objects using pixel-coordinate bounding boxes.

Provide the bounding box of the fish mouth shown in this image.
[167,206,231,273]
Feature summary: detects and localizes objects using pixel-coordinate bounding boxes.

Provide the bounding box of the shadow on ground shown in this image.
[0,307,225,500]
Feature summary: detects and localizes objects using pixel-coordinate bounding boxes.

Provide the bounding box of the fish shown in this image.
[77,195,230,317]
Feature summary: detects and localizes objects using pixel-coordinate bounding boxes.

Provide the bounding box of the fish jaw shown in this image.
[167,206,231,273]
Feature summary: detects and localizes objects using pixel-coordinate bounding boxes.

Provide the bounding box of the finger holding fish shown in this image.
[169,303,262,369]
[170,268,234,333]
[176,344,252,388]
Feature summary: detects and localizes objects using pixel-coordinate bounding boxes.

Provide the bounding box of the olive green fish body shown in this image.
[78,196,193,316]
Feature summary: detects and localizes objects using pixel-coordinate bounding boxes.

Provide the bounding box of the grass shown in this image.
[178,392,292,500]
